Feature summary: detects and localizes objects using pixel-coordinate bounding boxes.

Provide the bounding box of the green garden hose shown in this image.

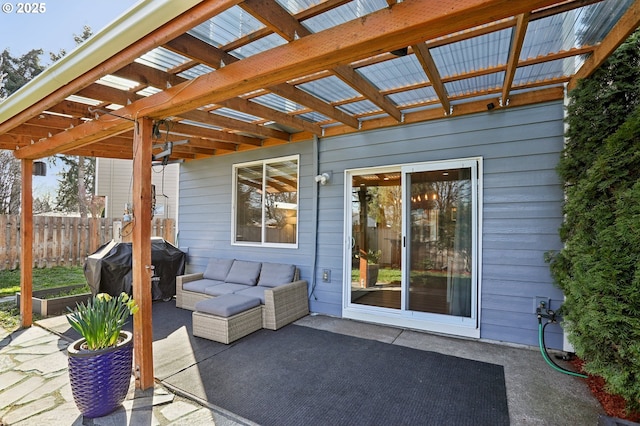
[538,319,588,379]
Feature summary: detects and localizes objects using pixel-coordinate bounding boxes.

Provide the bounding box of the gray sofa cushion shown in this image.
[225,260,262,286]
[258,262,296,287]
[234,286,267,304]
[203,257,235,281]
[204,283,252,296]
[194,294,261,317]
[183,279,224,293]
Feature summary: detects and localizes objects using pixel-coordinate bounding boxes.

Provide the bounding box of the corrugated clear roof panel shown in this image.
[432,29,511,77]
[513,59,569,86]
[179,119,223,132]
[303,0,388,33]
[297,76,359,103]
[358,56,426,91]
[388,87,438,107]
[178,64,215,80]
[578,0,634,45]
[338,100,380,116]
[252,93,306,114]
[212,108,261,123]
[66,95,102,106]
[188,5,265,48]
[230,33,287,60]
[137,86,162,97]
[298,111,330,123]
[275,0,323,15]
[97,75,139,91]
[445,72,504,98]
[136,47,190,72]
[522,0,633,61]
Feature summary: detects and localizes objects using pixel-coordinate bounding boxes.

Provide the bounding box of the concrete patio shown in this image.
[0,300,606,425]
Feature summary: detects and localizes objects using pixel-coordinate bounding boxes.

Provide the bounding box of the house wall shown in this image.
[177,101,567,348]
[95,158,180,220]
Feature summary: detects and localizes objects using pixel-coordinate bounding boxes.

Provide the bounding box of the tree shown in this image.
[54,155,95,217]
[0,48,45,98]
[548,30,640,412]
[49,25,95,217]
[0,49,46,210]
[0,151,21,214]
[1,26,96,217]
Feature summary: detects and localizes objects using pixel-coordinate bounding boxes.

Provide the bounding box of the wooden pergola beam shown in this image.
[0,0,243,136]
[19,160,33,328]
[502,13,530,105]
[13,0,563,160]
[568,0,640,91]
[413,43,451,115]
[243,0,402,121]
[131,117,154,390]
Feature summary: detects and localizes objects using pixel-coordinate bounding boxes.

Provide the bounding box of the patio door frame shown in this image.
[342,158,482,339]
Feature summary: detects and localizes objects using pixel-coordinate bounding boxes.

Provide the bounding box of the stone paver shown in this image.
[2,395,57,424]
[0,324,247,425]
[161,401,199,422]
[15,350,68,375]
[13,402,82,426]
[0,370,26,389]
[0,376,45,407]
[17,372,67,404]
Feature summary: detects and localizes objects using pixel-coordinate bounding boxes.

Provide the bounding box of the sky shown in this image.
[1,0,139,197]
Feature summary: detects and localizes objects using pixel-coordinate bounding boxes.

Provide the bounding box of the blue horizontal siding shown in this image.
[178,100,567,348]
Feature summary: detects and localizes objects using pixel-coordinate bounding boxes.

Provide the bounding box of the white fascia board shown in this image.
[0,0,203,124]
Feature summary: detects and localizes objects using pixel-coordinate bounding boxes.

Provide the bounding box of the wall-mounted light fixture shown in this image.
[314,172,332,185]
[33,161,46,176]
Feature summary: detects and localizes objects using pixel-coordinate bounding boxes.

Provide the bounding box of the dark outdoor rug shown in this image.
[164,324,509,426]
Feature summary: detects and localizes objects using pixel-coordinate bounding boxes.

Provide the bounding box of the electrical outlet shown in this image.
[322,269,331,282]
[534,296,550,314]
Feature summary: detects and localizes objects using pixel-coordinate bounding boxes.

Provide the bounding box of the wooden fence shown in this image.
[0,215,176,270]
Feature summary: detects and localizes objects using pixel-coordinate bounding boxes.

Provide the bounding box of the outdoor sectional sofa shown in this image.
[175,258,309,343]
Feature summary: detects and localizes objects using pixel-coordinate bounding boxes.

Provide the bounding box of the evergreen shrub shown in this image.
[548,30,640,411]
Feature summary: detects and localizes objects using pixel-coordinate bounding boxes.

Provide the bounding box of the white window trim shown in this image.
[342,157,483,339]
[231,155,299,248]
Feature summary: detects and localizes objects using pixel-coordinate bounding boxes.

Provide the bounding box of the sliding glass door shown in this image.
[345,159,479,335]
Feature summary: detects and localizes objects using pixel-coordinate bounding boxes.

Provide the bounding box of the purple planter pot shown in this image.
[67,331,133,418]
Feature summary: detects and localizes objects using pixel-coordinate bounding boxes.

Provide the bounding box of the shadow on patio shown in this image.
[26,299,603,425]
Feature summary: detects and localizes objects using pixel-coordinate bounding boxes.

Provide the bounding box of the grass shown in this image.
[0,266,86,333]
[351,267,463,283]
[0,266,86,297]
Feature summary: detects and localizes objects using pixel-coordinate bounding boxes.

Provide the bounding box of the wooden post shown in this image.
[132,117,154,390]
[20,160,33,327]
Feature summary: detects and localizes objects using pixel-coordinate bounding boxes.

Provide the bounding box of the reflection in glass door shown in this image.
[405,166,474,317]
[349,170,402,309]
[346,159,478,333]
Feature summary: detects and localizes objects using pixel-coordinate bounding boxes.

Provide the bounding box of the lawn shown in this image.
[0,266,87,297]
[0,266,87,332]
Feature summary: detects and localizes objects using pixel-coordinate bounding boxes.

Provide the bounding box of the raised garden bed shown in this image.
[16,285,91,317]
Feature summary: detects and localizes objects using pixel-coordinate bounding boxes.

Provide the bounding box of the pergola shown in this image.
[1,0,638,390]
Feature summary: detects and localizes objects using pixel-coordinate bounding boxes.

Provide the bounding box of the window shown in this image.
[233,155,299,247]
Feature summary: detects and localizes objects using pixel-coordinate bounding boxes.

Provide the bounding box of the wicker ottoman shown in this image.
[192,294,263,344]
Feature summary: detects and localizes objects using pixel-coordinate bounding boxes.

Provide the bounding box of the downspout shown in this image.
[310,135,320,301]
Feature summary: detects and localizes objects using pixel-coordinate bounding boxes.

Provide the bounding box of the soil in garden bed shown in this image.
[571,358,640,422]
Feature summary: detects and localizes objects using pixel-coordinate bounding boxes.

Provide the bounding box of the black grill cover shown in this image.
[84,238,186,300]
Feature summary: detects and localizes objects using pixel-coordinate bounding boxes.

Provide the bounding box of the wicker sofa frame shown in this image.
[176,267,309,331]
